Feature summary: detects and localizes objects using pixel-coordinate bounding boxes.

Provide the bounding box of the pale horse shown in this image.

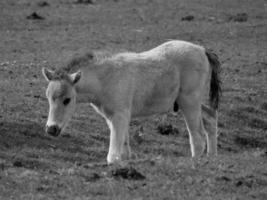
[42,40,221,164]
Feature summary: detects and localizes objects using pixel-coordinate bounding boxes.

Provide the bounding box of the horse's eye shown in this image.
[63,98,71,106]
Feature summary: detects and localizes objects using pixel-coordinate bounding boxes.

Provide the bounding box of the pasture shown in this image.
[0,0,266,199]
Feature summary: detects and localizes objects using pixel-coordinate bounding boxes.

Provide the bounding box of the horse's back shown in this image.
[141,40,205,60]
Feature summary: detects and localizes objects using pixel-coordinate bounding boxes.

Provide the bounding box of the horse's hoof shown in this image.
[107,154,122,165]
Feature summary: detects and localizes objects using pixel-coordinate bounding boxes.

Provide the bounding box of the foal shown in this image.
[42,40,221,164]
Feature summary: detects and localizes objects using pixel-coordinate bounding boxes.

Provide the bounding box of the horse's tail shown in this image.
[205,49,222,110]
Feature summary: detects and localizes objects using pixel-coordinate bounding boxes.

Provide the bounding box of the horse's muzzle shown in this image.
[46,125,61,137]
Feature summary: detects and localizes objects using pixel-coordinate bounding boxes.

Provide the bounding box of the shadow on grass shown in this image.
[0,120,105,164]
[0,120,50,149]
[234,135,267,149]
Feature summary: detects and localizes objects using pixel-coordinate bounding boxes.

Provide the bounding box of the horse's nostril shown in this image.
[46,125,61,137]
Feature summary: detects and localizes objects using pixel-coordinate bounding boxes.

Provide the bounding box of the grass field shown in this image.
[0,0,267,199]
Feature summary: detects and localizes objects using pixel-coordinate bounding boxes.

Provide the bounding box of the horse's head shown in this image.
[42,68,81,136]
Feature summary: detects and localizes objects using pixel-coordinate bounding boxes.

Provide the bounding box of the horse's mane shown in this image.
[48,69,72,82]
[62,50,121,73]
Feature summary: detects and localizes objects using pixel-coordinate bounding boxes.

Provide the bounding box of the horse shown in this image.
[42,40,221,164]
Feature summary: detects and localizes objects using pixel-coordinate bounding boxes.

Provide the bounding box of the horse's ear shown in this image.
[70,71,81,85]
[42,68,54,82]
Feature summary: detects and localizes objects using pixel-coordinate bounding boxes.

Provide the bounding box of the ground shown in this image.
[0,0,267,199]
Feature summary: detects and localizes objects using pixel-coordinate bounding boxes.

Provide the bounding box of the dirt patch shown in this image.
[235,175,267,188]
[157,124,179,135]
[37,1,50,7]
[83,172,101,182]
[215,175,231,182]
[75,0,95,4]
[181,15,195,21]
[228,13,248,22]
[110,166,145,180]
[216,174,267,189]
[26,12,45,20]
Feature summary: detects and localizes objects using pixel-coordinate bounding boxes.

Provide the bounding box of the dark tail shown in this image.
[205,49,222,110]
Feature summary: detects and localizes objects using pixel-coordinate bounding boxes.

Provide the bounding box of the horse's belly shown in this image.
[132,91,178,117]
[132,98,174,118]
[132,63,180,117]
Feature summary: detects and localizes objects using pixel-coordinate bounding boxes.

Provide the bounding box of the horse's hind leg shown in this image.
[201,104,218,156]
[122,126,132,160]
[178,95,206,157]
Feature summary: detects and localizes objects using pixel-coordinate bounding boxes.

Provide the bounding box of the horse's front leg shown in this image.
[106,111,131,165]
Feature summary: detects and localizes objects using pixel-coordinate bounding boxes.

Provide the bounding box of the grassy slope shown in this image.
[0,0,266,199]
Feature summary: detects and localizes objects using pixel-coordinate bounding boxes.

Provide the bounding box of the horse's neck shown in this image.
[75,71,101,104]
